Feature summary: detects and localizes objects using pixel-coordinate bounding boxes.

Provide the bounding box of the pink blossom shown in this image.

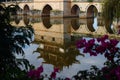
[54,67,59,72]
[65,78,70,80]
[76,39,86,48]
[50,72,56,79]
[27,65,44,79]
[101,35,109,42]
[37,65,43,73]
[95,45,106,53]
[110,39,119,47]
[109,47,119,53]
[27,69,36,78]
[89,50,97,56]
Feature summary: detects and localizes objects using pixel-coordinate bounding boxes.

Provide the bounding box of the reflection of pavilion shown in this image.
[35,42,81,70]
[33,18,85,70]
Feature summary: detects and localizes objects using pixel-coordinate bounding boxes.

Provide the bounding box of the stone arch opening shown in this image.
[71,18,80,30]
[23,4,30,15]
[42,4,52,17]
[87,5,98,18]
[71,5,80,17]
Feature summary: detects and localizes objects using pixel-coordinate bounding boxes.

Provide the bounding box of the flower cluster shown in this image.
[76,35,119,62]
[102,65,120,80]
[27,66,70,80]
[27,65,43,79]
[76,35,120,80]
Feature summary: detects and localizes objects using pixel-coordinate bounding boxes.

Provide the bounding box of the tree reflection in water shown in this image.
[0,5,34,79]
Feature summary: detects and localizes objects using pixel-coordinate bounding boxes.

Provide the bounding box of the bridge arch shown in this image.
[71,5,80,18]
[23,4,30,15]
[42,4,52,17]
[86,5,98,18]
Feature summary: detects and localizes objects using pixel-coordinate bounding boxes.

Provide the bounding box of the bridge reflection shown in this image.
[10,15,118,35]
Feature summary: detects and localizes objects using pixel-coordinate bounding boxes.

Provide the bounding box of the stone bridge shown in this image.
[2,0,102,18]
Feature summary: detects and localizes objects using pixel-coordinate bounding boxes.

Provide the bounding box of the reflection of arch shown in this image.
[87,18,95,32]
[23,4,30,15]
[0,3,5,8]
[23,15,29,25]
[7,4,18,15]
[15,5,21,11]
[15,16,21,24]
[71,5,80,17]
[104,20,113,34]
[42,17,52,28]
[42,4,52,17]
[71,18,80,30]
[87,5,98,18]
[0,5,5,15]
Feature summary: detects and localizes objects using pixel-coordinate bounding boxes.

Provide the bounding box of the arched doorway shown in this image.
[23,4,30,15]
[87,5,98,18]
[71,5,80,18]
[42,4,52,17]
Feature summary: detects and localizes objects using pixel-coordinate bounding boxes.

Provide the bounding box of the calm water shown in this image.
[11,15,119,78]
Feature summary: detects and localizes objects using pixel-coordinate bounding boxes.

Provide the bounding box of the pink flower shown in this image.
[50,72,56,79]
[76,39,86,48]
[89,50,97,56]
[101,35,108,41]
[115,66,120,80]
[27,65,44,79]
[109,47,119,53]
[37,65,43,73]
[110,39,119,47]
[54,67,59,72]
[95,45,106,53]
[65,78,70,80]
[27,69,36,78]
[83,47,90,53]
[104,52,113,61]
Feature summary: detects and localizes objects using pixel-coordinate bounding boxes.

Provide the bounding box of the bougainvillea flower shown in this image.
[110,39,119,47]
[54,67,59,72]
[76,39,86,48]
[37,65,43,73]
[50,72,56,79]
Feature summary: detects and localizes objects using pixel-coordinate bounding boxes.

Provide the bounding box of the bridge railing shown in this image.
[1,0,33,3]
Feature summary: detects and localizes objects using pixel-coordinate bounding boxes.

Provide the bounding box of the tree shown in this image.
[102,0,120,25]
[0,5,34,79]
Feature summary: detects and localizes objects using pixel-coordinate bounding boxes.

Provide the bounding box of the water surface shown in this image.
[12,16,119,78]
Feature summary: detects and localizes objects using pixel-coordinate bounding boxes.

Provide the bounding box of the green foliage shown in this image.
[87,0,93,2]
[102,0,120,23]
[0,5,34,79]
